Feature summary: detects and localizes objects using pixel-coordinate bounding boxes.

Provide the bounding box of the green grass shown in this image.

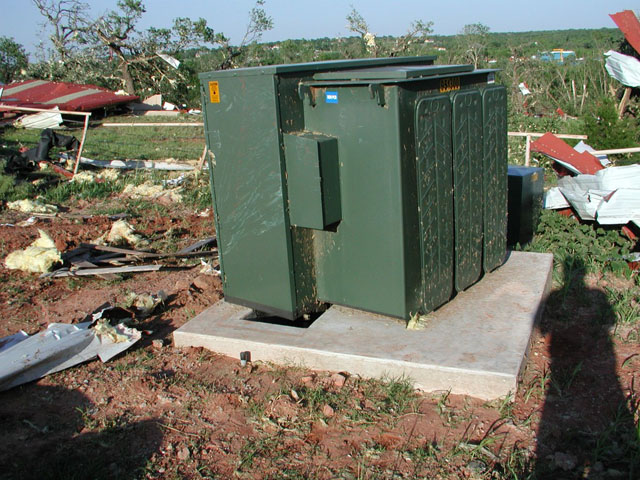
[524,210,636,280]
[2,121,204,162]
[40,177,123,204]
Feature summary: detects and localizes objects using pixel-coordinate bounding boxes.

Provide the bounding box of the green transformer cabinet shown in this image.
[199,56,507,320]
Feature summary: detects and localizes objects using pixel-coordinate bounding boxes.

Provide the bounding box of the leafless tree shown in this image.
[32,0,89,62]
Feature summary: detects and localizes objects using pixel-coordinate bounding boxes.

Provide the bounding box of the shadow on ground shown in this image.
[533,255,640,478]
[0,383,163,480]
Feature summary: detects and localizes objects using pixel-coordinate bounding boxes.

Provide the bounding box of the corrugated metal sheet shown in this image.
[530,132,604,175]
[610,10,640,56]
[0,79,138,112]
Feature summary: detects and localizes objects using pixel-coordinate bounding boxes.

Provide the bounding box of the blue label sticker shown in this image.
[325,91,338,104]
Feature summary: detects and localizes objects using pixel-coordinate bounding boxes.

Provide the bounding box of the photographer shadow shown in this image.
[0,383,163,480]
[532,255,639,478]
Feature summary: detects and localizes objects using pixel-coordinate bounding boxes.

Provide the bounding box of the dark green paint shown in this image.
[313,64,473,81]
[451,90,484,292]
[415,95,455,312]
[284,133,341,230]
[198,56,436,79]
[200,57,507,320]
[482,86,508,271]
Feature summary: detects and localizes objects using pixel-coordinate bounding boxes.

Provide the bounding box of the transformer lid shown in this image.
[312,64,474,81]
[198,55,437,79]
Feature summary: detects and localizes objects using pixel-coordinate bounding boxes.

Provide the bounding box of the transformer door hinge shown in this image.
[368,84,386,107]
[298,84,316,106]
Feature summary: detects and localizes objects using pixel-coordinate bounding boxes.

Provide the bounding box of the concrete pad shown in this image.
[174,251,553,400]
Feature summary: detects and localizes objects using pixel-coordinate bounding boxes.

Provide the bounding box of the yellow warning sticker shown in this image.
[439,77,460,93]
[209,81,220,103]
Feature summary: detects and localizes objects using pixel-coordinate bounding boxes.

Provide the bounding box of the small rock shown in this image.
[177,446,190,461]
[322,404,335,417]
[467,459,487,474]
[152,339,165,349]
[330,373,347,388]
[300,376,314,385]
[192,274,214,291]
[606,469,625,478]
[173,278,192,293]
[553,452,577,471]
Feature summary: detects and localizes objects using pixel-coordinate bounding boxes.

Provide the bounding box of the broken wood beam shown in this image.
[42,264,164,278]
[177,237,217,254]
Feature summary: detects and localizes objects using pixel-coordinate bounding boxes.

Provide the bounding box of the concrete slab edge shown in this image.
[174,330,516,400]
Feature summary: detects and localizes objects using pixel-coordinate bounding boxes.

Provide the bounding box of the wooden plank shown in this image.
[0,105,91,116]
[73,114,91,175]
[79,243,156,257]
[508,132,588,140]
[591,147,640,155]
[83,244,218,261]
[619,87,632,119]
[101,122,203,127]
[42,264,164,278]
[177,237,217,254]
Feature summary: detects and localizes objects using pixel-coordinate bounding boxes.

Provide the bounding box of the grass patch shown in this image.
[2,122,204,162]
[524,210,635,278]
[40,177,123,204]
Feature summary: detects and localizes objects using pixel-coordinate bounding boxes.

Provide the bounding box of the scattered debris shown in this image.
[240,351,251,367]
[44,264,164,278]
[41,238,217,278]
[62,154,195,171]
[530,133,605,175]
[13,107,62,129]
[127,93,163,113]
[177,236,216,254]
[157,52,180,69]
[0,331,29,351]
[573,140,610,166]
[518,82,531,95]
[71,169,120,183]
[0,313,141,391]
[604,50,640,87]
[163,174,186,188]
[549,165,640,226]
[7,198,58,214]
[407,312,430,330]
[122,181,183,203]
[6,128,78,175]
[610,10,640,55]
[5,229,62,273]
[96,219,147,247]
[0,79,138,112]
[125,290,168,316]
[543,187,571,210]
[101,122,203,127]
[199,260,219,276]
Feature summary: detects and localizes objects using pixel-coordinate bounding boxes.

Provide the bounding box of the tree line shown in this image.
[0,1,636,149]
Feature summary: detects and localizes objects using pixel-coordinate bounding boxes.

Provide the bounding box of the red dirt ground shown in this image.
[0,206,638,479]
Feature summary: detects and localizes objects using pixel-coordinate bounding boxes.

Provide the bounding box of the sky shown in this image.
[0,0,632,55]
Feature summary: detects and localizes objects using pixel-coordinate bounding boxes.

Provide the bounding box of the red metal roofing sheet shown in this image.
[530,132,604,175]
[0,79,138,112]
[610,10,640,55]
